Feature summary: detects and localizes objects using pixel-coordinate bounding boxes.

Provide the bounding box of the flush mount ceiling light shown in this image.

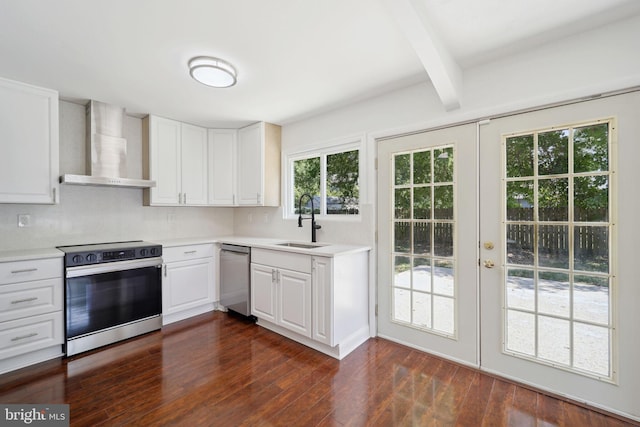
[188,56,237,88]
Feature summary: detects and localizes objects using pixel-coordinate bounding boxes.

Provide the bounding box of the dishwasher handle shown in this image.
[220,244,251,254]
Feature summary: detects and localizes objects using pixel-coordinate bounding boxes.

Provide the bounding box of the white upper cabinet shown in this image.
[0,77,59,204]
[207,129,236,205]
[180,123,208,205]
[236,122,281,206]
[144,115,207,206]
[145,118,280,207]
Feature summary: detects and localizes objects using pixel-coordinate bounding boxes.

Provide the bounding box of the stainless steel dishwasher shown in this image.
[219,244,252,317]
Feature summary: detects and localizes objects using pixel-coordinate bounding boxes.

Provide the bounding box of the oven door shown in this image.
[65,258,162,339]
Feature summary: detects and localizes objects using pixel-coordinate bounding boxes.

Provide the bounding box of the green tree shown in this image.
[293,157,320,213]
[327,150,359,214]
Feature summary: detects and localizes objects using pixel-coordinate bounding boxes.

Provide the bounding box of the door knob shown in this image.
[483,259,495,269]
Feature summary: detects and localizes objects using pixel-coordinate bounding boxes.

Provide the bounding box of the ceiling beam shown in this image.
[383,0,462,111]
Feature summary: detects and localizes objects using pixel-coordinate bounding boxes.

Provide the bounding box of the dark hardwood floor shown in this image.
[0,311,636,426]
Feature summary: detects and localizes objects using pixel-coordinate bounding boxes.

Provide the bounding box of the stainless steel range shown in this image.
[57,241,162,356]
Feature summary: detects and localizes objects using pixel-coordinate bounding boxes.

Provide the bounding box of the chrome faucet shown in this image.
[297,193,321,242]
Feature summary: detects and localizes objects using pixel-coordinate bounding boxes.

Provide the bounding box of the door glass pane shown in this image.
[574,124,608,173]
[434,185,453,219]
[506,180,534,220]
[413,292,432,328]
[393,256,411,288]
[413,187,431,219]
[506,269,535,311]
[433,296,454,334]
[573,323,609,376]
[413,150,431,184]
[433,260,454,296]
[394,222,410,253]
[574,226,608,273]
[538,316,570,365]
[395,154,410,185]
[395,188,411,219]
[573,275,609,324]
[434,147,453,182]
[433,223,453,257]
[391,146,456,337]
[538,129,569,175]
[506,135,534,177]
[503,121,613,379]
[506,224,534,266]
[394,288,411,323]
[538,225,569,269]
[574,176,608,222]
[412,257,431,292]
[413,222,431,255]
[538,178,568,221]
[507,310,535,356]
[538,271,569,317]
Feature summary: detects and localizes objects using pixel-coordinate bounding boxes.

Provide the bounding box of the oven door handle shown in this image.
[66,257,163,278]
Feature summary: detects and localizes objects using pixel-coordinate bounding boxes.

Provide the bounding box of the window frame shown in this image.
[284,136,364,221]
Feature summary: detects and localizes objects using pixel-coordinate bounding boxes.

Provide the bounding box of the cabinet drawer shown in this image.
[0,278,63,323]
[162,244,214,263]
[0,312,63,360]
[0,258,62,285]
[251,249,311,274]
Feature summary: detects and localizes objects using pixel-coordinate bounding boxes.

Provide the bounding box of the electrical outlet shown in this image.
[18,214,31,228]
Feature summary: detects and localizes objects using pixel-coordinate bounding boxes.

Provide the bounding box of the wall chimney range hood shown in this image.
[60,100,156,189]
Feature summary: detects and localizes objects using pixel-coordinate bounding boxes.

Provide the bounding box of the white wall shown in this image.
[0,100,233,251]
[234,14,640,244]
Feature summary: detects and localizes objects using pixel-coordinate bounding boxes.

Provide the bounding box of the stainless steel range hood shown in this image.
[60,100,156,189]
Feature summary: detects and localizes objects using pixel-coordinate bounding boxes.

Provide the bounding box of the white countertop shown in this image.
[153,236,370,257]
[0,237,370,262]
[0,247,64,263]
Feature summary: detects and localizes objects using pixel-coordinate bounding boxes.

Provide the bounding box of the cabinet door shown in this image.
[0,78,58,204]
[208,129,236,205]
[312,256,333,345]
[149,116,181,205]
[180,123,208,205]
[237,122,263,205]
[278,268,312,338]
[163,258,214,316]
[251,263,276,322]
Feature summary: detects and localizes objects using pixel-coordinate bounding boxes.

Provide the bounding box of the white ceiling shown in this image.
[0,0,639,128]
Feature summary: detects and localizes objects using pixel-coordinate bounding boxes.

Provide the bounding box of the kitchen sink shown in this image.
[276,242,326,249]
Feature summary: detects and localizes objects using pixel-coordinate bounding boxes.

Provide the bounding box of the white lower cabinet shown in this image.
[277,269,312,337]
[251,248,369,359]
[0,254,64,374]
[251,249,311,338]
[162,244,216,325]
[250,263,277,323]
[251,262,312,338]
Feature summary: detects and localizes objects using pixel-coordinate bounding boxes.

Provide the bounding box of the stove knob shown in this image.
[150,248,158,256]
[140,249,148,257]
[72,254,83,264]
[86,253,98,263]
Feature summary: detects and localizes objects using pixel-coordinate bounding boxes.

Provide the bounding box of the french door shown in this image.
[377,123,479,365]
[377,91,640,420]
